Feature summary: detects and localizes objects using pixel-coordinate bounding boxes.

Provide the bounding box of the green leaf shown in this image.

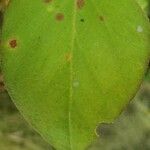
[137,0,150,82]
[1,0,150,149]
[137,0,149,15]
[137,0,148,9]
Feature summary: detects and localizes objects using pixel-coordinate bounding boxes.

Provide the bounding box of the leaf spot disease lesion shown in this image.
[137,25,143,33]
[9,39,17,48]
[55,13,64,21]
[65,52,72,63]
[77,0,85,9]
[80,18,84,22]
[99,15,105,22]
[43,0,52,3]
[0,74,5,92]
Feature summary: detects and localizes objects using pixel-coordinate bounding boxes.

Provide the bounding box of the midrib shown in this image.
[68,0,77,149]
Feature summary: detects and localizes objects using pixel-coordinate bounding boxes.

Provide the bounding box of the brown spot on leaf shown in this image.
[77,0,85,9]
[0,74,5,92]
[99,16,105,22]
[55,13,64,21]
[0,0,10,11]
[9,39,17,48]
[80,18,84,22]
[44,0,52,3]
[65,52,72,63]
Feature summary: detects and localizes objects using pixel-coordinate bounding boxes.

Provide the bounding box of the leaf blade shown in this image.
[2,0,150,149]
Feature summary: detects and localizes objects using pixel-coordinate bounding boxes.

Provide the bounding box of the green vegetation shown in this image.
[2,1,150,149]
[0,91,52,150]
[0,79,150,150]
[0,0,150,150]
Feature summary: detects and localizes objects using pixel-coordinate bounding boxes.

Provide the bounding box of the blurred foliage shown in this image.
[92,82,150,150]
[0,91,53,150]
